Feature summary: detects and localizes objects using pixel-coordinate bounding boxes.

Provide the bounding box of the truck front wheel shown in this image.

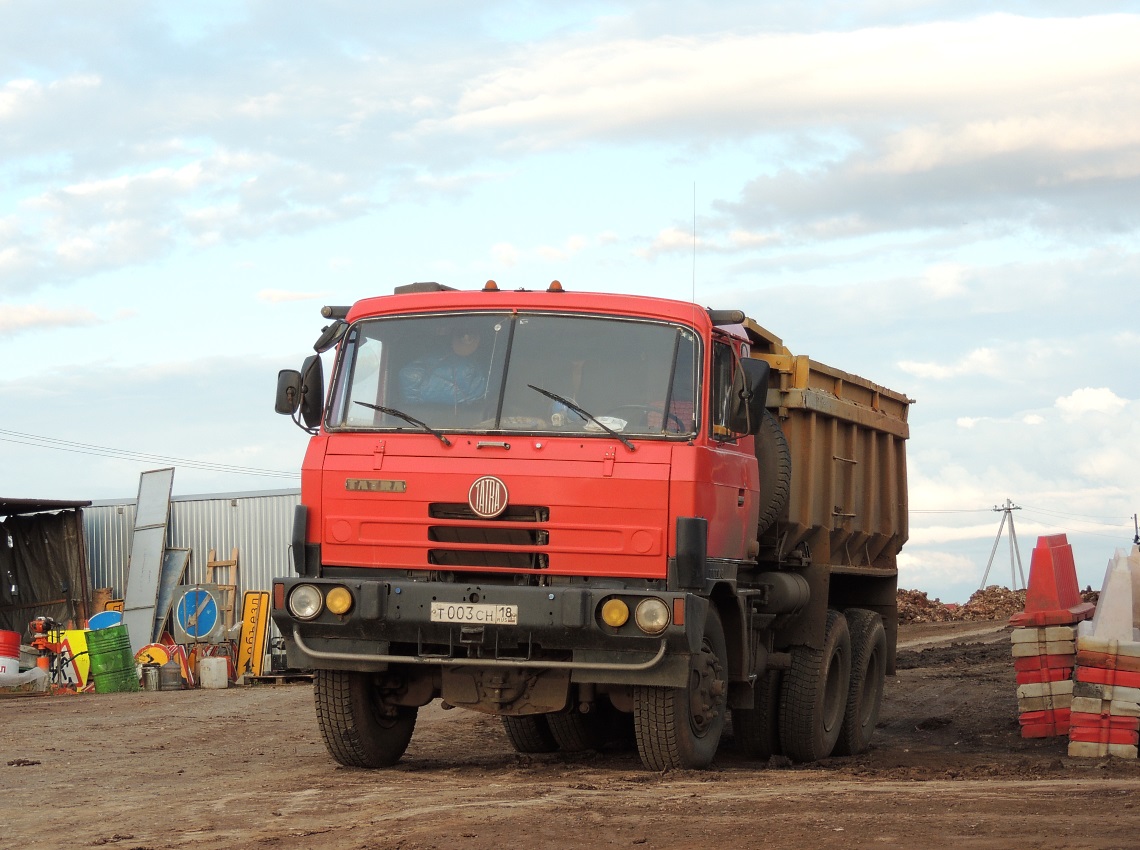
[633,608,728,770]
[314,669,417,768]
[778,609,851,762]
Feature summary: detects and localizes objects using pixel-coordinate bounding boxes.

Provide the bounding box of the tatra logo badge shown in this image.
[468,475,508,519]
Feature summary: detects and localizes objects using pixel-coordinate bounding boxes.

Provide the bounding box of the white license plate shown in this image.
[430,602,518,625]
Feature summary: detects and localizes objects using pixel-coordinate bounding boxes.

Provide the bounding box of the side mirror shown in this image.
[299,354,325,430]
[275,370,302,415]
[739,358,771,435]
[313,320,348,354]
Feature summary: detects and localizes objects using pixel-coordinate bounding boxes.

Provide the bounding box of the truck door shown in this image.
[706,339,760,560]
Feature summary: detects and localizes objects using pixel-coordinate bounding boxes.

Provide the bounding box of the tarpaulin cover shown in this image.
[0,510,90,640]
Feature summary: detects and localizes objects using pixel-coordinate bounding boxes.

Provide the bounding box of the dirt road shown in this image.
[3,621,1139,850]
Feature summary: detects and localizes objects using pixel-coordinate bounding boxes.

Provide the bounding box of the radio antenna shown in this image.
[692,182,697,302]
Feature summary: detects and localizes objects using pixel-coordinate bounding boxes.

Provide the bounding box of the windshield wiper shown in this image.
[353,401,451,446]
[527,385,635,451]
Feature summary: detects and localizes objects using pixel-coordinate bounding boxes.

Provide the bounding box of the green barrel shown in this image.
[86,624,140,694]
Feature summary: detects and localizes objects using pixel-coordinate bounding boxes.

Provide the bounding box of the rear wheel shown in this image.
[314,670,417,767]
[733,669,782,759]
[547,700,615,752]
[778,609,851,762]
[633,608,728,770]
[502,715,559,754]
[833,609,887,756]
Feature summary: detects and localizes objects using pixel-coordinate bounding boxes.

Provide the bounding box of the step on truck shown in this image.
[272,281,910,770]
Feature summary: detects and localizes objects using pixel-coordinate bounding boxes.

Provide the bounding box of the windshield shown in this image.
[327,312,699,437]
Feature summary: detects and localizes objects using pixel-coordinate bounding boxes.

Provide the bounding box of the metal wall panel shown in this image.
[84,503,136,598]
[84,490,300,627]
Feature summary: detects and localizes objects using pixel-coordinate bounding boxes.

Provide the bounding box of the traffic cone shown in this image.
[1068,548,1140,759]
[1081,546,1140,643]
[1009,535,1095,627]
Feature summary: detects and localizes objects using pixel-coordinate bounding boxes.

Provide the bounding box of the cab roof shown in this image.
[345,283,732,334]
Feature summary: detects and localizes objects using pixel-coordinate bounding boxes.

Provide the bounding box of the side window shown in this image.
[344,337,386,424]
[710,340,747,439]
[328,326,388,427]
[664,331,698,434]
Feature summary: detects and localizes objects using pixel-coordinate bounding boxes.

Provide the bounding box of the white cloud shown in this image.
[920,262,969,298]
[431,14,1140,154]
[636,226,692,260]
[536,234,587,261]
[636,226,780,260]
[898,347,1001,380]
[898,550,979,592]
[0,304,101,336]
[491,242,520,267]
[1055,387,1127,418]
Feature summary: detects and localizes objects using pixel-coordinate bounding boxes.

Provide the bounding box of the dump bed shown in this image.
[743,318,910,575]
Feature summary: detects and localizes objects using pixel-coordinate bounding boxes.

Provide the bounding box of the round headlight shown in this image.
[634,598,670,635]
[326,586,353,615]
[288,584,323,620]
[601,598,629,627]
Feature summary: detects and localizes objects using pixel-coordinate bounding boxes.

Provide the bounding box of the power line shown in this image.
[0,429,299,479]
[1015,513,1132,542]
[909,508,993,514]
[1019,503,1132,523]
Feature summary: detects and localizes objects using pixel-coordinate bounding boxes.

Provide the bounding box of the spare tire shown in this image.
[755,409,791,536]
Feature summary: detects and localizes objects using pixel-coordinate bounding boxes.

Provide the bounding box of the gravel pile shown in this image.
[897,585,1101,624]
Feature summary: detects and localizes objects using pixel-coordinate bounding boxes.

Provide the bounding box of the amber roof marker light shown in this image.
[483,280,499,291]
[547,280,564,292]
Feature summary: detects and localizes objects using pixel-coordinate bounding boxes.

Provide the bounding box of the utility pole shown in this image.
[980,498,1026,590]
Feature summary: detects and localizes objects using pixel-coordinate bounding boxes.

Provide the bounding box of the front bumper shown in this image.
[271,576,707,687]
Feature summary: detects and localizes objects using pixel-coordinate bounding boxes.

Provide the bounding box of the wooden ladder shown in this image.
[206,547,239,630]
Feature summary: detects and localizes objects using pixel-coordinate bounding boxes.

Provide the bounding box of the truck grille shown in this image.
[427,503,550,569]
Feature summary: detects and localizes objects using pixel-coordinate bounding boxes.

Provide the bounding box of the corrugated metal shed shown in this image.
[84,489,300,608]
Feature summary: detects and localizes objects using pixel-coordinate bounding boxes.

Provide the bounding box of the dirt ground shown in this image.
[4,620,1140,850]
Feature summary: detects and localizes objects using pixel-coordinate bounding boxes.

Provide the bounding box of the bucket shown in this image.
[159,659,184,691]
[0,630,19,675]
[142,664,161,691]
[199,657,229,689]
[86,624,140,693]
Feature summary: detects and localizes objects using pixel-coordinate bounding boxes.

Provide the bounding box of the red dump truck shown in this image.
[272,281,910,770]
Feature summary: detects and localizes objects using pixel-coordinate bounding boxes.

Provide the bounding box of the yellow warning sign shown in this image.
[237,591,271,678]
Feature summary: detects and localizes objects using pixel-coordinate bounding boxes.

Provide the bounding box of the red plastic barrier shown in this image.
[1009,535,1096,627]
[1019,707,1071,738]
[1021,721,1071,738]
[1016,667,1074,685]
[1069,726,1140,746]
[1076,650,1140,674]
[1069,712,1140,731]
[1077,666,1140,689]
[1014,654,1076,672]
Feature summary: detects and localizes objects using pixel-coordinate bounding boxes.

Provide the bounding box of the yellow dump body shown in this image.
[743,318,910,577]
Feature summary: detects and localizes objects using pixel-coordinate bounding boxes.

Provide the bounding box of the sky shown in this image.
[3,1,1139,602]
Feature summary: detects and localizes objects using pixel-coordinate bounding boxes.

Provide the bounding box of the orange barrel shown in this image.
[0,629,19,675]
